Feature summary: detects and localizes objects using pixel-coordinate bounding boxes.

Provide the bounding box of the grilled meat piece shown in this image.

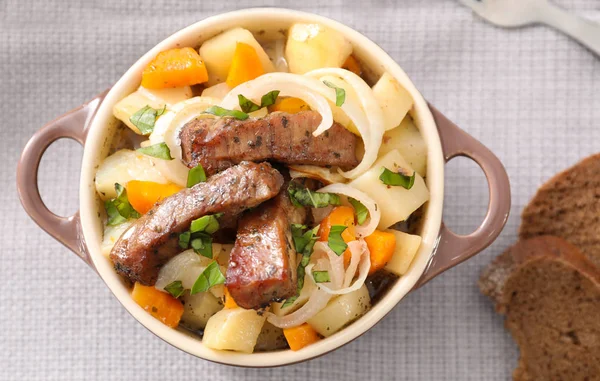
[110,162,284,285]
[226,189,307,309]
[180,110,358,175]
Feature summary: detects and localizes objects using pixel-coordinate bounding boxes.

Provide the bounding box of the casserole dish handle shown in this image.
[17,92,107,266]
[415,105,511,287]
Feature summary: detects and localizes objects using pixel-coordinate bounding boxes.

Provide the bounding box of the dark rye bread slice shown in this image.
[519,154,600,268]
[479,236,600,381]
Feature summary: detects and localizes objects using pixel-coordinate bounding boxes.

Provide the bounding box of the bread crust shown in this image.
[519,154,600,268]
[479,236,600,381]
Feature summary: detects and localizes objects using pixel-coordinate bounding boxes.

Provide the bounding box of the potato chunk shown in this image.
[113,86,192,134]
[384,230,422,276]
[202,308,267,353]
[180,291,223,331]
[285,23,352,74]
[307,285,370,337]
[349,150,429,229]
[95,149,168,200]
[379,116,427,177]
[372,72,413,131]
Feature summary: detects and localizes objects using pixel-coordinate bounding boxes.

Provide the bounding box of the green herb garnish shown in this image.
[178,231,191,249]
[379,167,416,189]
[348,197,369,225]
[237,90,280,113]
[137,142,173,160]
[282,224,320,308]
[187,164,206,188]
[288,182,341,208]
[202,106,248,120]
[104,183,140,226]
[312,271,330,283]
[164,280,185,298]
[323,80,346,107]
[129,105,166,135]
[328,225,348,256]
[190,261,225,295]
[190,214,222,235]
[191,233,213,259]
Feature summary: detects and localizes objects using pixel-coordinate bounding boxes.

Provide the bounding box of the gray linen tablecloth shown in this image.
[1,0,599,379]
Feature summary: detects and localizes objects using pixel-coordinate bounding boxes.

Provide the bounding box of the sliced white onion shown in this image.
[266,289,332,329]
[288,164,347,185]
[219,73,334,136]
[312,242,344,288]
[307,240,370,295]
[343,240,363,287]
[317,183,380,238]
[149,96,220,186]
[305,68,385,179]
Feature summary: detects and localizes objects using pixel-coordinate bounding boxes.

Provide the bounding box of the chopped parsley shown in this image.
[323,80,346,107]
[312,271,330,283]
[288,182,341,208]
[137,142,173,160]
[238,90,280,113]
[202,106,248,120]
[164,280,185,298]
[190,261,225,295]
[348,197,369,225]
[379,167,416,189]
[129,105,166,135]
[328,225,348,256]
[104,183,140,226]
[187,164,206,188]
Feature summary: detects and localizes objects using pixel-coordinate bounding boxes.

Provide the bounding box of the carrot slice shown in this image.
[364,230,397,274]
[141,47,208,89]
[226,42,265,88]
[284,323,321,351]
[223,287,239,309]
[126,180,182,215]
[318,206,356,265]
[342,55,362,76]
[268,97,310,114]
[131,282,184,328]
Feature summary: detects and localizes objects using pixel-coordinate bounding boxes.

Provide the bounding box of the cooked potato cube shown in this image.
[95,149,168,200]
[307,285,370,337]
[379,116,427,177]
[203,308,267,353]
[101,220,133,257]
[254,322,288,351]
[199,28,274,86]
[384,230,422,276]
[285,23,352,74]
[349,150,429,229]
[180,291,223,331]
[113,86,192,134]
[372,72,413,131]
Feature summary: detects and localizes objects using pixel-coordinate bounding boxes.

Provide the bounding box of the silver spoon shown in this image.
[459,0,600,56]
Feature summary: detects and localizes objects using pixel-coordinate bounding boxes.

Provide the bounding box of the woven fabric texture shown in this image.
[1,0,599,379]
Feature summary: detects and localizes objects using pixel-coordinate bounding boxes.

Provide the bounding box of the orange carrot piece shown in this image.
[126,180,182,215]
[226,42,265,88]
[141,47,208,89]
[131,282,184,328]
[318,206,356,265]
[223,287,239,309]
[284,323,321,351]
[342,55,362,76]
[364,230,397,275]
[268,97,310,114]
